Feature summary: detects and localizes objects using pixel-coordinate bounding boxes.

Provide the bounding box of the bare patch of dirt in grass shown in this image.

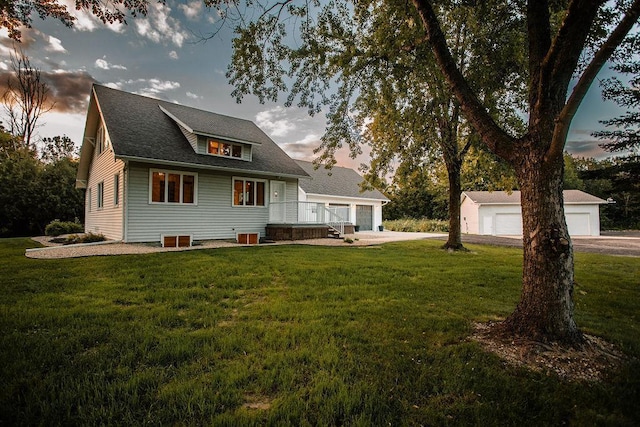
[242,394,273,410]
[471,322,628,382]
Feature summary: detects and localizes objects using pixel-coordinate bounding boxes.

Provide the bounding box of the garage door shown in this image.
[356,205,373,231]
[566,213,590,236]
[495,213,523,235]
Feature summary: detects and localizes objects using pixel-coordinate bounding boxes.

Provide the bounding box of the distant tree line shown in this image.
[383,150,640,231]
[0,128,84,236]
[0,47,83,237]
[572,155,640,230]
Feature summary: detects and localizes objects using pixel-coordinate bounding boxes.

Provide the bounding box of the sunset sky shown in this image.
[0,0,627,169]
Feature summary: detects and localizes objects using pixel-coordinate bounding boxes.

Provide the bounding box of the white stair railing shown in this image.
[269,201,349,236]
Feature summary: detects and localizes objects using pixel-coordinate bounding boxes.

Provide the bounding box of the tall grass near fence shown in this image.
[383,218,449,232]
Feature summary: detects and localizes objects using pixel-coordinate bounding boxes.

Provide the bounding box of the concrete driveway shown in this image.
[440,231,640,257]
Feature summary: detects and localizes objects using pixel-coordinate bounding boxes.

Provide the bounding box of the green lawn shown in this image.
[1,238,638,425]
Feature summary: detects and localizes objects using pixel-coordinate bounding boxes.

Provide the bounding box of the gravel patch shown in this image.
[25,231,447,259]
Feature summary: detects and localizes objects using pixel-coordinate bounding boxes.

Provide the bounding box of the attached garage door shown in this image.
[356,205,373,231]
[566,213,590,236]
[495,213,523,235]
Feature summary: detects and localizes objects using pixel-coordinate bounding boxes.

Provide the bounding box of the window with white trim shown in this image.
[150,169,197,204]
[97,182,104,209]
[96,123,107,155]
[233,177,265,207]
[208,139,242,158]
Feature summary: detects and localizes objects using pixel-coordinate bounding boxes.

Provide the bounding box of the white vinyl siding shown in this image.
[461,197,479,235]
[84,132,125,240]
[125,164,297,243]
[176,123,199,152]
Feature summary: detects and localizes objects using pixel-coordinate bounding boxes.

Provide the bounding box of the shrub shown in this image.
[51,232,106,245]
[76,233,106,244]
[383,218,449,233]
[45,220,84,236]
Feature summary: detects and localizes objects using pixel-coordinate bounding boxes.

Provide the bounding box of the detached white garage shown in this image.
[460,190,607,237]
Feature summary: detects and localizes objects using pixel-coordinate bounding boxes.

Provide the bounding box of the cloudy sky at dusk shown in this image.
[0,0,627,170]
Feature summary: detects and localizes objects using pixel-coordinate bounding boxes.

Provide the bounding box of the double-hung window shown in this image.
[233,178,265,207]
[97,182,104,209]
[150,170,196,204]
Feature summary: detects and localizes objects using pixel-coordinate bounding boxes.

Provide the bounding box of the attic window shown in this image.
[208,140,242,158]
[96,123,108,155]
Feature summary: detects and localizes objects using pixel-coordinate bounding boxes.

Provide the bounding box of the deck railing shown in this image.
[269,201,349,236]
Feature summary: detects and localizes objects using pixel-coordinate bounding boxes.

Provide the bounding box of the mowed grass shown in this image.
[0,238,638,426]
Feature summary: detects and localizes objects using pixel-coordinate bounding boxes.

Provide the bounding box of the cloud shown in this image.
[282,133,321,159]
[0,28,65,55]
[104,78,181,99]
[104,81,123,90]
[45,36,66,53]
[179,1,203,20]
[256,106,298,137]
[0,68,96,114]
[135,3,189,47]
[59,0,124,33]
[94,57,127,70]
[186,91,200,99]
[169,50,178,60]
[565,139,609,159]
[43,70,96,113]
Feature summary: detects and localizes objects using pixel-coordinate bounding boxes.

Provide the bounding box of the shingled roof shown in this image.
[462,190,606,205]
[81,85,308,179]
[295,160,388,201]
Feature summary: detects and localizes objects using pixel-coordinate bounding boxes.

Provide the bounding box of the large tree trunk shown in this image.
[443,159,465,250]
[500,151,582,344]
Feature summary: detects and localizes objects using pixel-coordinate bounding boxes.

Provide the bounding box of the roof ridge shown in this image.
[94,84,257,125]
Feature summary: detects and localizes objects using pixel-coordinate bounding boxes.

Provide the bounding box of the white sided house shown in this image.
[76,85,312,245]
[295,160,389,232]
[460,190,607,237]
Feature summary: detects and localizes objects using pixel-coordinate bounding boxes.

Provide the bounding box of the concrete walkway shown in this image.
[25,231,447,259]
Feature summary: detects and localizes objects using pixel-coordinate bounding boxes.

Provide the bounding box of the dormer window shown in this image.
[208,139,242,158]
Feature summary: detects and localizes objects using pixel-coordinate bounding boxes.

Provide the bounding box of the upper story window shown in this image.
[208,139,242,159]
[96,123,108,155]
[150,169,197,204]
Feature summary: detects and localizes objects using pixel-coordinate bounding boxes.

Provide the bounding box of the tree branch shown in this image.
[527,0,551,110]
[546,0,640,163]
[410,0,515,162]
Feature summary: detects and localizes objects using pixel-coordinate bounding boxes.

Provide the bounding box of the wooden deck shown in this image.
[265,224,330,241]
[265,224,356,240]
